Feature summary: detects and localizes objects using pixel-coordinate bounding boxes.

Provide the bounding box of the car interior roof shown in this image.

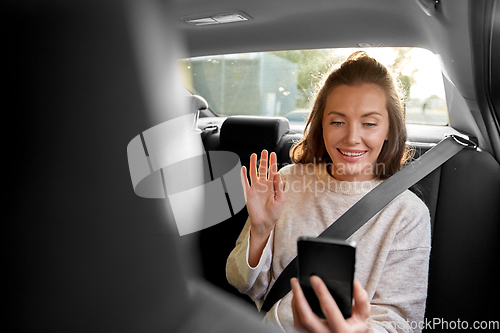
[172,0,476,101]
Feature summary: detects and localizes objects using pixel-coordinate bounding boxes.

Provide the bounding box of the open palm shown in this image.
[241,150,286,239]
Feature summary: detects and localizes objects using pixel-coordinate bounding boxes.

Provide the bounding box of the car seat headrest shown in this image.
[189,95,209,131]
[220,116,290,147]
[188,95,208,113]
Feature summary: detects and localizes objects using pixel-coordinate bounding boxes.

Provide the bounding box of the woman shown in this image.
[226,51,430,333]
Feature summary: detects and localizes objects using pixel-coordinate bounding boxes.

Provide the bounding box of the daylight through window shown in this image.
[179,47,448,126]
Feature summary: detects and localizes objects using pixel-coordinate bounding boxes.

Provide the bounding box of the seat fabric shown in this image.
[423,149,500,329]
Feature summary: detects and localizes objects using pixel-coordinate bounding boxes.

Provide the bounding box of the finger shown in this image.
[258,150,269,180]
[291,278,325,333]
[310,275,346,332]
[291,278,311,332]
[352,281,371,321]
[273,173,285,202]
[249,153,258,185]
[241,166,250,188]
[240,166,249,203]
[291,283,308,333]
[269,152,278,178]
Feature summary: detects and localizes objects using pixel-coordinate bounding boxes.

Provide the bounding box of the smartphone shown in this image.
[297,236,356,319]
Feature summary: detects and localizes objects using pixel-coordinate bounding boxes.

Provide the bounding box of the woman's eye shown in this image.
[331,121,344,126]
[364,123,377,127]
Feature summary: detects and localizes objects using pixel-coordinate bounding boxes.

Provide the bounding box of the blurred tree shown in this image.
[388,47,417,103]
[273,48,417,110]
[271,49,343,109]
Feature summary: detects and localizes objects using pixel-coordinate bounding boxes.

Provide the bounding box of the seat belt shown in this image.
[260,134,476,313]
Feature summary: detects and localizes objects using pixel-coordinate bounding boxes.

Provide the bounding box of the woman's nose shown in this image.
[344,124,361,144]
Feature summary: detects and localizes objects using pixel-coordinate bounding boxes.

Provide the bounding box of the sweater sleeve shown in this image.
[368,198,431,333]
[226,217,274,308]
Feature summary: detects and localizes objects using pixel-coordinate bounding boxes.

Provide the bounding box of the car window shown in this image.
[179,47,448,126]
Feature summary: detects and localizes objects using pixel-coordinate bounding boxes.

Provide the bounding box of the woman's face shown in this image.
[322,84,390,182]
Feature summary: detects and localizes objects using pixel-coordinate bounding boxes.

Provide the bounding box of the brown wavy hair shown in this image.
[290,51,413,180]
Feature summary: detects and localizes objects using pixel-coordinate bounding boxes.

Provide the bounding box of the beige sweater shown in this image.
[226,163,431,333]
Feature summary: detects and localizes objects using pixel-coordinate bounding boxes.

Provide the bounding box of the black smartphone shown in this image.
[297,236,356,319]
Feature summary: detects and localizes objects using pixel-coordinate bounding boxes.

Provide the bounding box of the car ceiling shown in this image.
[171,0,476,101]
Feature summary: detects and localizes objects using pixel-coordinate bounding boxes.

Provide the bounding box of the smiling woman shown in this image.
[226,51,431,333]
[292,51,412,181]
[322,84,390,182]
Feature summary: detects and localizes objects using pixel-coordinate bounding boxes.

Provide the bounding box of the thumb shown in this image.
[352,281,371,320]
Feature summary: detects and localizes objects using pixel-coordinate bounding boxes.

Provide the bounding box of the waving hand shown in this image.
[241,150,285,267]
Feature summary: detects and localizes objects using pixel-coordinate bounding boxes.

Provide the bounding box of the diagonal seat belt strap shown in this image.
[319,134,473,239]
[260,134,475,313]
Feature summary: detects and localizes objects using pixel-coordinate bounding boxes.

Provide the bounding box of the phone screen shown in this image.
[297,237,356,319]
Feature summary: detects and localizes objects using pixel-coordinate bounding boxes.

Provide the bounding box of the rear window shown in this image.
[179,47,448,126]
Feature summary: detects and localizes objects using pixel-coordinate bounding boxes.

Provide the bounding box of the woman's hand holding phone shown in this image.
[241,150,285,267]
[291,277,373,333]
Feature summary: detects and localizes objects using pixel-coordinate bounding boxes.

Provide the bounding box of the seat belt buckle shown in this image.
[445,133,478,150]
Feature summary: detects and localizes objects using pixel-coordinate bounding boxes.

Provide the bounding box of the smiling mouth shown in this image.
[338,149,366,157]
